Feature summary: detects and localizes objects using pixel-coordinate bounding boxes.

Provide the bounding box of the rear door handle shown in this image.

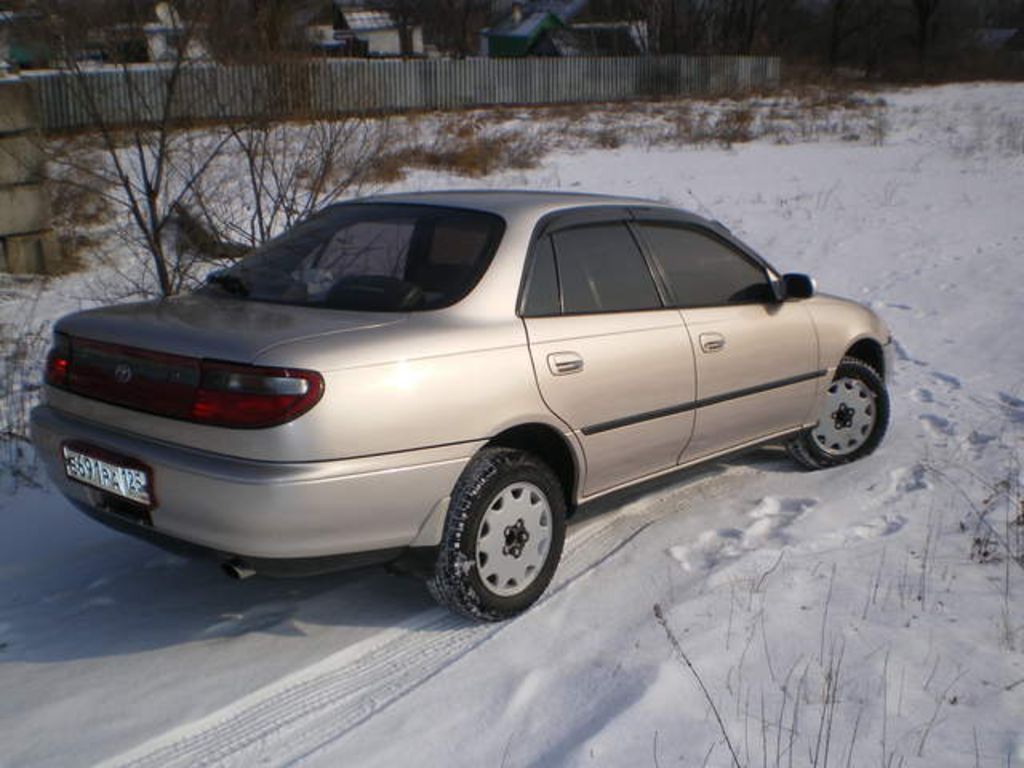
[699,332,726,353]
[547,352,584,375]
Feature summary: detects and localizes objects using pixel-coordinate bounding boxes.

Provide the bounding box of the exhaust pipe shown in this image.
[222,559,256,580]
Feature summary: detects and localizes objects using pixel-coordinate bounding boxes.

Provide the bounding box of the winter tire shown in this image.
[788,356,890,470]
[427,448,566,621]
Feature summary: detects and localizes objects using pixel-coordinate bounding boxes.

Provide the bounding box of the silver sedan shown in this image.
[31,191,893,620]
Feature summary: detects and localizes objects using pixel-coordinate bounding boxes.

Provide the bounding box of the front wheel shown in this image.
[788,356,890,470]
[427,448,566,621]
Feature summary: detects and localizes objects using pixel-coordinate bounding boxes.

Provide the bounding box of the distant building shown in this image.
[145,2,208,63]
[310,3,424,57]
[342,9,423,56]
[481,6,561,57]
[1,9,51,69]
[481,1,645,57]
[0,11,11,72]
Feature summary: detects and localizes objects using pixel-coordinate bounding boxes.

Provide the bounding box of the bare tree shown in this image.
[427,0,493,57]
[34,0,391,298]
[854,0,894,76]
[719,0,768,54]
[173,13,395,257]
[648,0,716,54]
[190,116,390,255]
[202,0,317,63]
[912,0,941,62]
[36,0,232,296]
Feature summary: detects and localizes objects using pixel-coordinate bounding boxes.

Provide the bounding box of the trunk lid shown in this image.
[54,294,402,363]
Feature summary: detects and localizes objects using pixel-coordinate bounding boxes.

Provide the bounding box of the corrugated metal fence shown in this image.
[23,55,781,132]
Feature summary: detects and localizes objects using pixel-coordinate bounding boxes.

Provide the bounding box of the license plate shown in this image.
[63,444,152,506]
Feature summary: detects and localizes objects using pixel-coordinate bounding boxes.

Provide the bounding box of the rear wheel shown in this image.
[788,357,889,470]
[427,448,566,621]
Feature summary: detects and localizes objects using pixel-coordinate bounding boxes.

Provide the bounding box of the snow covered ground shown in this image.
[1,82,1022,767]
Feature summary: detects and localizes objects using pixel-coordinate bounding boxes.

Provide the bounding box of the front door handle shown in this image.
[699,332,726,353]
[547,351,584,376]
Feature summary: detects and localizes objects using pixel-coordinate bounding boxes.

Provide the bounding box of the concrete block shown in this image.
[0,184,50,236]
[43,232,64,275]
[0,230,59,274]
[0,81,37,135]
[0,134,45,184]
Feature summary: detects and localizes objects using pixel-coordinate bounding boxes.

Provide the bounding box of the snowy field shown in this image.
[1,82,1023,767]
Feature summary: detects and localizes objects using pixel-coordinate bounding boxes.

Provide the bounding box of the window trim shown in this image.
[631,219,780,310]
[517,206,671,318]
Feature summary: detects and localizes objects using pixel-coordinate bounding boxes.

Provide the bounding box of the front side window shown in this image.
[200,204,504,312]
[639,224,772,308]
[552,223,661,314]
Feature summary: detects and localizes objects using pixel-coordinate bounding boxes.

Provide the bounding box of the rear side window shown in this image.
[199,204,504,312]
[521,236,560,316]
[638,224,771,308]
[552,223,661,314]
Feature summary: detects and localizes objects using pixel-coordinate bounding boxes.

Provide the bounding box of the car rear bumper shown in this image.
[31,404,478,562]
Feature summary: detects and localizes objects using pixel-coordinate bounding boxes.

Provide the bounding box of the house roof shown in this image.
[492,0,587,22]
[488,11,558,38]
[342,10,398,32]
[487,0,587,37]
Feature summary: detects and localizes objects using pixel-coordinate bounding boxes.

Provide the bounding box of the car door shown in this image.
[634,219,821,462]
[521,213,697,497]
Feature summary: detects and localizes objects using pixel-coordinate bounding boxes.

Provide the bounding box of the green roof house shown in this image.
[481,1,584,57]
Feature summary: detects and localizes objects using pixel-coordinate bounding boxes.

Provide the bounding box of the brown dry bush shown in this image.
[589,128,624,149]
[715,106,755,147]
[366,130,542,182]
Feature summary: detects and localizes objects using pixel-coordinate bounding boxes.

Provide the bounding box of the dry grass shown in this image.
[364,123,543,183]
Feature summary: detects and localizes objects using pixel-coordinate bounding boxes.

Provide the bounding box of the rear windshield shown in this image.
[199,204,505,312]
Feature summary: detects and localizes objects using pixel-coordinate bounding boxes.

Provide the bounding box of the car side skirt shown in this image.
[576,424,809,506]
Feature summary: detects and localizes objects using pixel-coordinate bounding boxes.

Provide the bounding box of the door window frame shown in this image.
[630,220,781,310]
[517,206,784,318]
[517,206,670,318]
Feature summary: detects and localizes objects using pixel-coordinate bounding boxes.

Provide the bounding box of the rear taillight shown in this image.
[44,332,71,387]
[45,335,323,429]
[190,361,324,428]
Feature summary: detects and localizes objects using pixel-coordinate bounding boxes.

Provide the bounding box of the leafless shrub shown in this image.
[369,128,542,182]
[654,602,743,768]
[869,101,889,146]
[589,128,624,150]
[716,106,756,148]
[0,317,50,487]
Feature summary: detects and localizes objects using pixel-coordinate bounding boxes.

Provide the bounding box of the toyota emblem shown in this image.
[114,363,133,384]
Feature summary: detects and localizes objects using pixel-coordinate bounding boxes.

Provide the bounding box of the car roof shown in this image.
[354,189,685,221]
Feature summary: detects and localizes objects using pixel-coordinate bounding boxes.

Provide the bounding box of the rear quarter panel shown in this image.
[253,315,570,460]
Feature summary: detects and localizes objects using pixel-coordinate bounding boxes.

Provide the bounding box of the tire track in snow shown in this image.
[101,467,750,768]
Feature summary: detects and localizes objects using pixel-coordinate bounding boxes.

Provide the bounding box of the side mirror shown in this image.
[783,273,815,300]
